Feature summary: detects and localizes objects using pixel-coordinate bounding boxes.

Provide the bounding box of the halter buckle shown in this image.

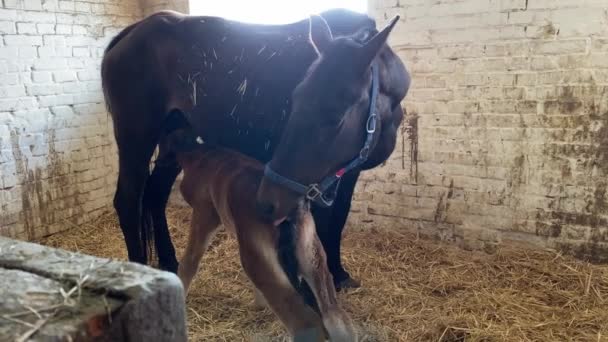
[306,184,323,200]
[359,146,370,159]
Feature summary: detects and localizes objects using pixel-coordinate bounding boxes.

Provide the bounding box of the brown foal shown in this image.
[173,143,357,341]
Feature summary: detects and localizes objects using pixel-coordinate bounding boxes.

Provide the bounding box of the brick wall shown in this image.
[141,0,188,17]
[0,0,145,239]
[354,0,608,262]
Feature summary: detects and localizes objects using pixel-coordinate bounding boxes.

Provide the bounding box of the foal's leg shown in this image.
[252,287,268,309]
[296,213,357,342]
[177,203,220,294]
[236,224,325,341]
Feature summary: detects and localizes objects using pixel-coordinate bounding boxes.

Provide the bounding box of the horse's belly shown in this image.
[188,106,280,163]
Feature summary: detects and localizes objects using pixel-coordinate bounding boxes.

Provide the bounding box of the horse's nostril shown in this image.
[256,201,275,219]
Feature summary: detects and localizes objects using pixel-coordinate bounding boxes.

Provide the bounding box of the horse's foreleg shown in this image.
[236,224,325,341]
[295,213,357,342]
[144,151,182,273]
[177,203,220,294]
[313,170,362,290]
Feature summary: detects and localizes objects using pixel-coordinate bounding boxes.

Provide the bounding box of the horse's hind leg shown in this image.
[144,144,182,273]
[177,202,220,293]
[236,223,325,341]
[113,128,158,265]
[295,212,357,342]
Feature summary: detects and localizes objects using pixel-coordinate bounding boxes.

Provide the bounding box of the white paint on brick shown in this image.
[36,23,54,34]
[0,20,17,34]
[16,22,36,34]
[4,34,42,46]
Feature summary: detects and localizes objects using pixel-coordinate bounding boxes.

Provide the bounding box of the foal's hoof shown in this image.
[293,327,325,342]
[335,276,361,291]
[252,289,268,309]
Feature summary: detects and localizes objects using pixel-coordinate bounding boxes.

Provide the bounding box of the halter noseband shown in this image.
[263,62,380,208]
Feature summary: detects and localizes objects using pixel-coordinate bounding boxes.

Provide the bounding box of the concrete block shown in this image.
[0,236,187,342]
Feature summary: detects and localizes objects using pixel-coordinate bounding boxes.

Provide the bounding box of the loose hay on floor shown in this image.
[39,207,608,341]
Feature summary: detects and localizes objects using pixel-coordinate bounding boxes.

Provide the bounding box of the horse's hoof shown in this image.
[335,276,361,291]
[160,261,179,274]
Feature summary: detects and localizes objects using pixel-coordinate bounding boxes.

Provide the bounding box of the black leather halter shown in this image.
[263,62,380,207]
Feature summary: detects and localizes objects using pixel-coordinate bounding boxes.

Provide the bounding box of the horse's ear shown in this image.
[356,15,400,70]
[309,14,333,55]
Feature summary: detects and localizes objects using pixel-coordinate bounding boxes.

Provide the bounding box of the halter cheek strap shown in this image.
[263,62,380,208]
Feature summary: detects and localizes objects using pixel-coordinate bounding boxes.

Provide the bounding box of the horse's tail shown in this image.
[276,219,320,313]
[139,109,193,269]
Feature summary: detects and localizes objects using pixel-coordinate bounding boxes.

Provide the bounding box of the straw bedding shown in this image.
[39,207,608,341]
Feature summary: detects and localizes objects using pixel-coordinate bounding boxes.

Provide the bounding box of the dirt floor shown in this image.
[39,206,608,341]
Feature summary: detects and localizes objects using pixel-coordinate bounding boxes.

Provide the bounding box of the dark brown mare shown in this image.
[163,119,356,341]
[101,9,410,289]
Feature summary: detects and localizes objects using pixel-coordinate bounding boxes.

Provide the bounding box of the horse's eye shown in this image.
[320,114,344,130]
[357,29,371,43]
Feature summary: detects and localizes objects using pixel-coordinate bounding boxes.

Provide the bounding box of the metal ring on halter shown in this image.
[366,113,377,133]
[305,184,322,200]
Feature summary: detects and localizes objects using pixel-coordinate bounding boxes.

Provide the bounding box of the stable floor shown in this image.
[39,207,608,341]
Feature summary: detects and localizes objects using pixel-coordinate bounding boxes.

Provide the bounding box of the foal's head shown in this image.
[256,14,400,223]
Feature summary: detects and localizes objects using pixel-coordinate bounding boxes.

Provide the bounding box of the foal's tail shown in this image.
[276,220,320,313]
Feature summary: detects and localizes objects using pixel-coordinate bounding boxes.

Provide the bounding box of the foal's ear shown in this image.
[356,15,400,70]
[309,14,333,55]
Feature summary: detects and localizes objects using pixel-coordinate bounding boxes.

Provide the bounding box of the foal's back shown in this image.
[177,145,263,229]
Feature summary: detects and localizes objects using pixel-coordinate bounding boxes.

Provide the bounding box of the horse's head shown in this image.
[256,14,406,224]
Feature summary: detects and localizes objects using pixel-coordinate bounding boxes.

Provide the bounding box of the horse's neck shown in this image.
[179,22,317,160]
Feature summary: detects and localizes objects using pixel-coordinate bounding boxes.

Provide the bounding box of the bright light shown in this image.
[189,0,367,25]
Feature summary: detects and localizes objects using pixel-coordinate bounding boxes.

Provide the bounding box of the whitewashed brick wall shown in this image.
[141,0,188,17]
[0,0,143,239]
[354,0,608,261]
